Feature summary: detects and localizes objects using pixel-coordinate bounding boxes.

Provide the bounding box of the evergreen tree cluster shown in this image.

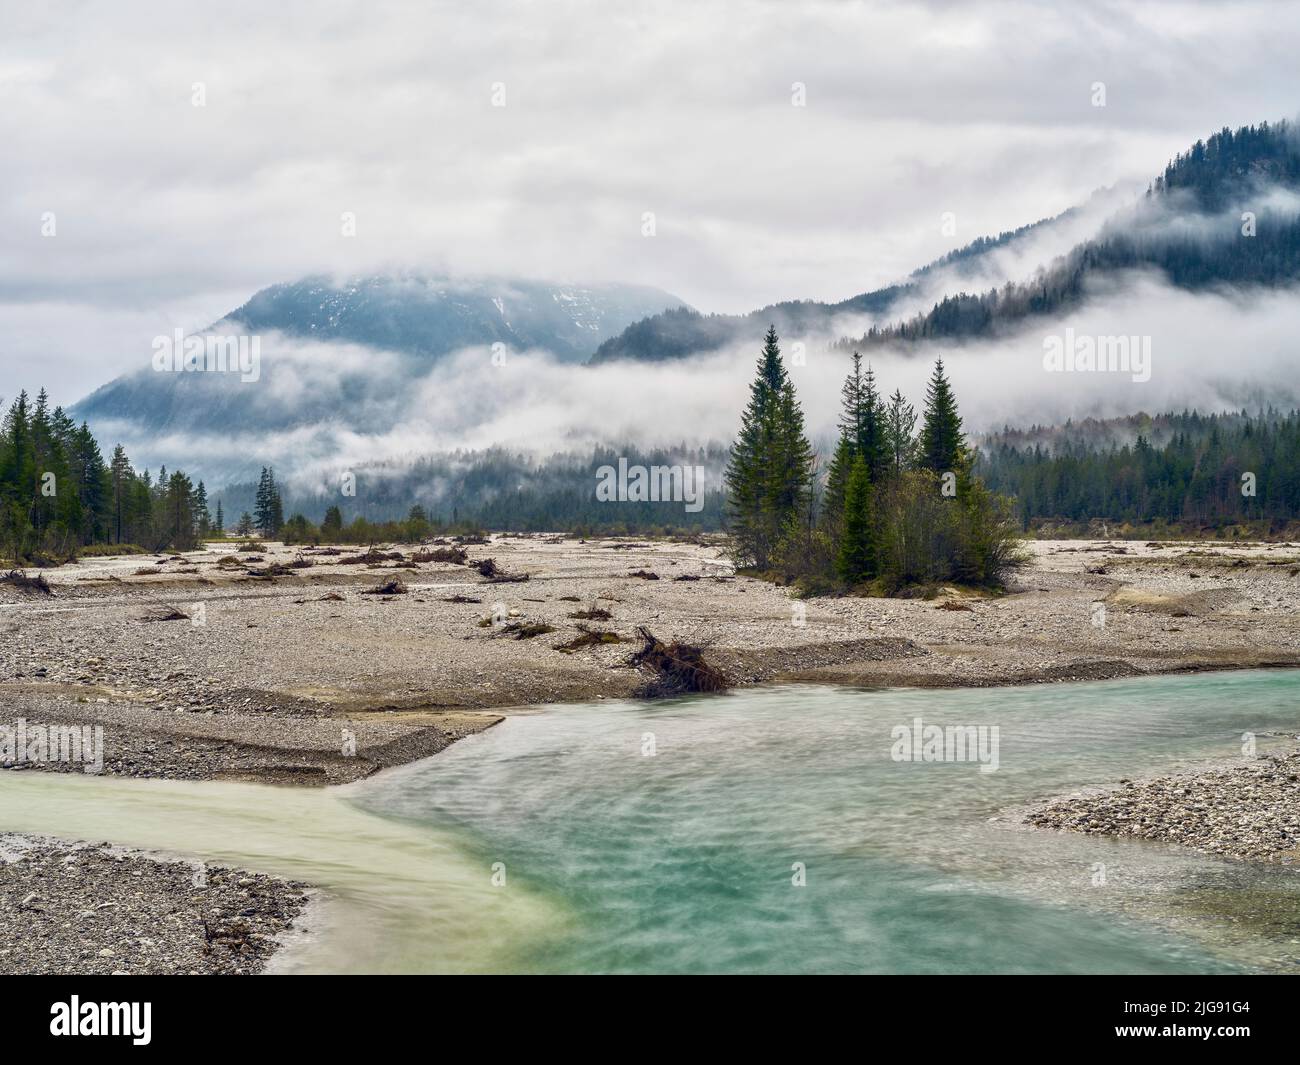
[253,467,285,537]
[836,121,1300,351]
[979,408,1300,529]
[0,389,213,562]
[216,444,728,536]
[725,333,1023,593]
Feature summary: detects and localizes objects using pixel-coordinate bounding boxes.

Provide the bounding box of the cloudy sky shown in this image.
[3,0,1299,406]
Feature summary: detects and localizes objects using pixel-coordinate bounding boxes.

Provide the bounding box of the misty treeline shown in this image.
[838,121,1300,350]
[979,409,1300,531]
[219,444,728,542]
[0,388,225,562]
[725,328,1023,595]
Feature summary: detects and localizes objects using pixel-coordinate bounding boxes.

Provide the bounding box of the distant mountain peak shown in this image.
[593,119,1300,364]
[225,273,684,363]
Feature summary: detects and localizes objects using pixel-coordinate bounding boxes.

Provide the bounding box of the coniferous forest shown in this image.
[837,122,1300,350]
[978,409,1300,531]
[0,388,288,562]
[10,368,1300,568]
[725,328,1024,594]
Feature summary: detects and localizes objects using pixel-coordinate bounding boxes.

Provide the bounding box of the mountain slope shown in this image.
[73,274,684,435]
[594,120,1300,363]
[839,122,1300,349]
[589,202,1105,363]
[227,275,685,363]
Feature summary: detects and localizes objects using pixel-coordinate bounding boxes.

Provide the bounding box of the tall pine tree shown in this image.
[837,455,875,584]
[725,326,812,567]
[884,388,918,476]
[918,358,964,474]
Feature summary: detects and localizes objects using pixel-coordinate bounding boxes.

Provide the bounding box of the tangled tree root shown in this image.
[141,604,190,622]
[554,625,622,652]
[1,570,53,595]
[474,558,529,583]
[629,626,728,697]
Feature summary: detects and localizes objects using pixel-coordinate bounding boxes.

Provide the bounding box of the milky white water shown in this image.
[4,670,1300,973]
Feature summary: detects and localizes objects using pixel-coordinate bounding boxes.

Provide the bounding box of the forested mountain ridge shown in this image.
[70,274,683,436]
[977,406,1300,530]
[837,121,1300,350]
[592,121,1300,363]
[588,206,1086,364]
[224,274,684,363]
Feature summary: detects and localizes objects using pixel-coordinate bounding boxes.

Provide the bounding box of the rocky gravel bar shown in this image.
[1025,750,1300,863]
[0,834,311,974]
[4,533,1300,973]
[3,534,1300,785]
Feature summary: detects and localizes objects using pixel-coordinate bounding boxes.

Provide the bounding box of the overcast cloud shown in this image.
[2,0,1300,405]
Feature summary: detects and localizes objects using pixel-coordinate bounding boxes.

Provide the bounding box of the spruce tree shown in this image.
[254,466,283,536]
[825,352,889,528]
[837,455,875,584]
[919,358,964,473]
[838,352,866,446]
[858,362,889,484]
[764,379,814,533]
[165,471,196,549]
[269,471,284,535]
[254,467,269,532]
[193,480,211,537]
[109,445,131,543]
[824,354,863,524]
[725,326,807,567]
[884,388,918,475]
[821,434,855,530]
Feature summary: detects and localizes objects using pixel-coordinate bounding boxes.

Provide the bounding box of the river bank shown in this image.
[0,833,310,974]
[1025,747,1300,864]
[5,671,1300,974]
[5,535,1300,974]
[3,534,1299,785]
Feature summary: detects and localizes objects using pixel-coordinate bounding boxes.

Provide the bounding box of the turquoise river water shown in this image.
[3,669,1300,973]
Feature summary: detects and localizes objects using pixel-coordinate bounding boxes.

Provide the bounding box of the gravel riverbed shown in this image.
[3,534,1299,785]
[4,533,1300,973]
[1026,749,1300,864]
[0,834,310,974]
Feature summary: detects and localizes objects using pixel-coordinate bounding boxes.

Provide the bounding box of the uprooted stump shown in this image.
[339,547,404,565]
[629,626,728,697]
[413,546,468,564]
[473,558,529,583]
[245,562,295,579]
[568,606,612,621]
[1,570,53,596]
[362,577,408,596]
[492,620,555,640]
[554,625,622,653]
[141,605,190,622]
